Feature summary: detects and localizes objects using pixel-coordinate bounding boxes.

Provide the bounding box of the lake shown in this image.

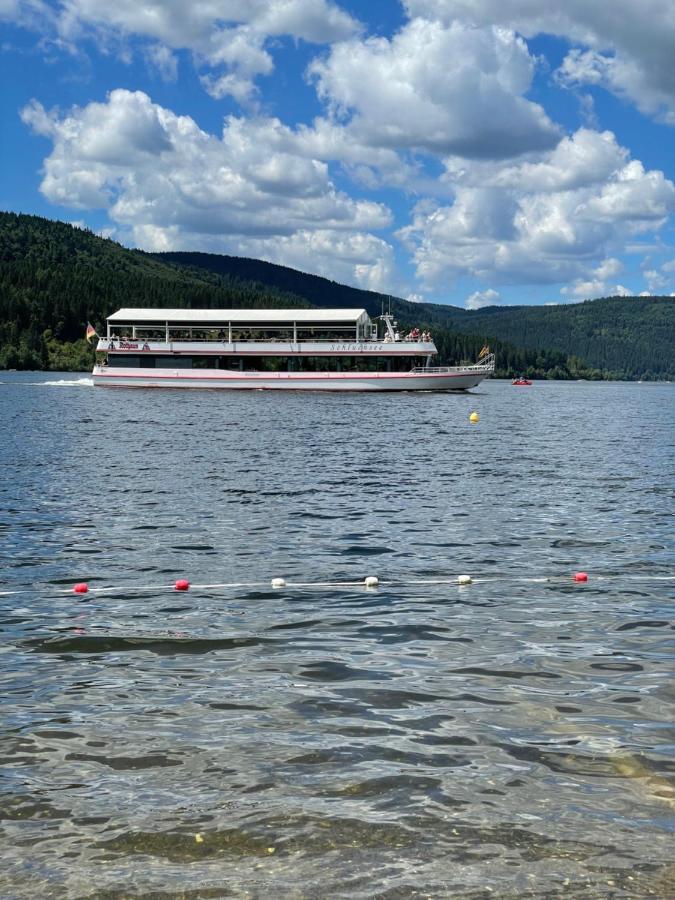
[0,375,673,898]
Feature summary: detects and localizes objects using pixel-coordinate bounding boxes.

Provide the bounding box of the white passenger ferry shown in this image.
[92,308,494,391]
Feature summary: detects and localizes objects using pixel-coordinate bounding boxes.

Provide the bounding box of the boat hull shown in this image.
[92,366,490,391]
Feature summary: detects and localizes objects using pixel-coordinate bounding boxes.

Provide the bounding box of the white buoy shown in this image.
[271,577,286,588]
[364,576,379,588]
[457,574,472,585]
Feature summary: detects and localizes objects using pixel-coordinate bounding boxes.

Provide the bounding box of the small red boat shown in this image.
[512,377,533,386]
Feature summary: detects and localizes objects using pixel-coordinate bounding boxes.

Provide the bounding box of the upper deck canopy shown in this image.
[107,308,370,325]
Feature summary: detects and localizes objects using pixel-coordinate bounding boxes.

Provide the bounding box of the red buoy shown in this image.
[175,579,190,591]
[73,582,89,593]
[574,572,588,582]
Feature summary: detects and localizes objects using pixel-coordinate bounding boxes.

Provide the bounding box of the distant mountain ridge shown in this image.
[0,211,672,379]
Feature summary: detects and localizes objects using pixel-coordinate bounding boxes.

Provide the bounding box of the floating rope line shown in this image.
[0,572,674,598]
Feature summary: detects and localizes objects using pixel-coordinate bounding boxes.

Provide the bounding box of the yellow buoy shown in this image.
[469,412,479,424]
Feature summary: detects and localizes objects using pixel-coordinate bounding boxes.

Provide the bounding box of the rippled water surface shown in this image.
[1,375,674,899]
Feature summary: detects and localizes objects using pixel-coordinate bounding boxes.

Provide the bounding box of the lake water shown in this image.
[0,374,674,898]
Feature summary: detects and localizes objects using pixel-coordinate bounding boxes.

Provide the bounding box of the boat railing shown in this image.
[410,355,495,374]
[107,336,434,345]
[109,336,359,344]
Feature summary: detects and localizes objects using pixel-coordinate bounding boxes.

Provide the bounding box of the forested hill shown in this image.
[159,252,675,381]
[0,212,309,370]
[427,297,674,382]
[0,211,672,379]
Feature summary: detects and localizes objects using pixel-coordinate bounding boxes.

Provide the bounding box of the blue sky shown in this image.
[2,0,675,308]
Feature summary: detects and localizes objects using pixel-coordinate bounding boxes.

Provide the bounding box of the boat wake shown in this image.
[38,377,93,387]
[0,377,93,387]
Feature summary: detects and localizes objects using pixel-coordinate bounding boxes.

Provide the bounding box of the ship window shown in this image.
[156,356,192,368]
[222,357,244,370]
[115,353,420,372]
[108,355,140,367]
[295,328,357,342]
[241,356,282,371]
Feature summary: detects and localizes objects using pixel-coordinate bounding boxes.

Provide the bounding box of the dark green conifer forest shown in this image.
[1,212,673,379]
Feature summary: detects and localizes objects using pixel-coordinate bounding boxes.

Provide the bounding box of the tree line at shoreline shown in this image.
[0,211,672,380]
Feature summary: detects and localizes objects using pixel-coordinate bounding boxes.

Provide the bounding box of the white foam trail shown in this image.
[3,377,94,387]
[41,378,93,387]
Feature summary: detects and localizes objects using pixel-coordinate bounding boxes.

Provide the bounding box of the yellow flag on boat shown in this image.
[478,345,490,359]
[85,322,97,343]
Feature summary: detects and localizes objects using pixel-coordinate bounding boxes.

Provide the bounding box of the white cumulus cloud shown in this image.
[404,0,675,124]
[236,230,398,293]
[20,89,399,289]
[466,288,500,309]
[398,128,675,290]
[8,0,360,101]
[144,43,178,81]
[561,258,632,299]
[309,18,559,159]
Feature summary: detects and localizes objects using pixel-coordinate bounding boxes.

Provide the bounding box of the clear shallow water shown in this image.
[0,375,674,899]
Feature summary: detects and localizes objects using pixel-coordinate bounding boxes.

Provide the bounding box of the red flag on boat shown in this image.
[85,322,97,342]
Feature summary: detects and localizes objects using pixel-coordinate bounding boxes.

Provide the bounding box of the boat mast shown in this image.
[375,296,393,341]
